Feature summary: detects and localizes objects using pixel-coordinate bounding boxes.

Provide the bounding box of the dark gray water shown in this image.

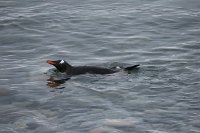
[0,0,200,133]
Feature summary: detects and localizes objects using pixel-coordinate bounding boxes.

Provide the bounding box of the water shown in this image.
[0,0,200,133]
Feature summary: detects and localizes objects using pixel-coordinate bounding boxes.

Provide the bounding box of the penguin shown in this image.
[47,60,139,76]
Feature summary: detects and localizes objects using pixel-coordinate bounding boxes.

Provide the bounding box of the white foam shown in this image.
[104,119,134,127]
[116,66,121,69]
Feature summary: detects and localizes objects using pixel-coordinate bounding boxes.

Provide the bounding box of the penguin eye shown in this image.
[60,60,64,64]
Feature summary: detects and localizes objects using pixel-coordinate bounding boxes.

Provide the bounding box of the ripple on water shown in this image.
[90,127,120,133]
[151,46,189,53]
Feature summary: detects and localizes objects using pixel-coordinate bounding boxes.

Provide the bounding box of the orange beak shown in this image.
[47,60,57,65]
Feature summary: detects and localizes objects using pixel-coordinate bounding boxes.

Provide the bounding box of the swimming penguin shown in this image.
[47,60,139,76]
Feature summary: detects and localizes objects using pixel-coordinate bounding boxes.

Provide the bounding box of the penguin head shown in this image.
[47,60,72,73]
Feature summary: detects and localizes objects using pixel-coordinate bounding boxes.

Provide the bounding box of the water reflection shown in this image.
[46,76,70,89]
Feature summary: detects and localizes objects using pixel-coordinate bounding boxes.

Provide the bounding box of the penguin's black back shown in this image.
[68,66,116,75]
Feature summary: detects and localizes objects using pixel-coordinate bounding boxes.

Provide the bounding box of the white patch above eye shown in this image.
[60,60,64,64]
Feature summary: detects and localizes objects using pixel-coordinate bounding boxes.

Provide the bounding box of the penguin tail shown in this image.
[124,64,140,71]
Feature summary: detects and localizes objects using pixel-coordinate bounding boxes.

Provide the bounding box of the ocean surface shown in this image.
[0,0,200,133]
